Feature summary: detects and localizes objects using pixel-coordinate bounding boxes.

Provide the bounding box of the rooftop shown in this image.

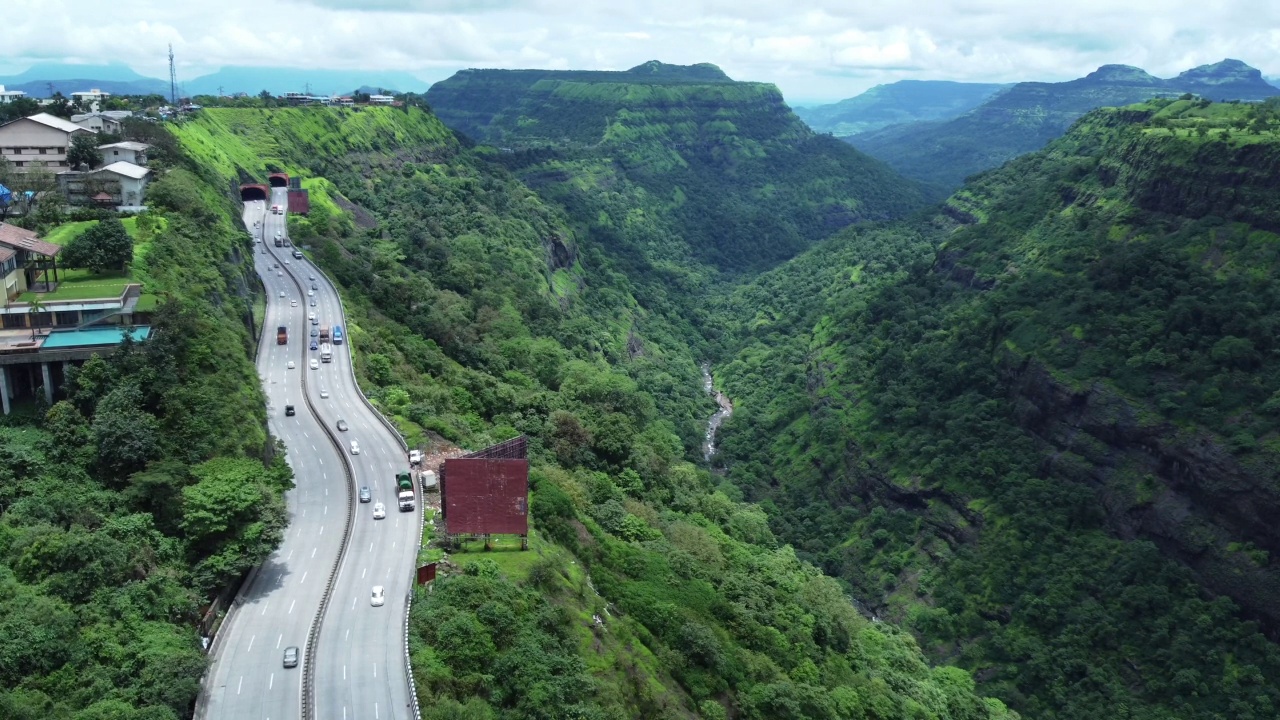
[0,222,61,257]
[3,112,91,135]
[98,141,149,151]
[96,161,149,180]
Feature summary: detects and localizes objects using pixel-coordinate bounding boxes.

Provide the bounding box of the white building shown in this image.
[93,162,150,207]
[0,86,26,104]
[0,113,95,172]
[70,89,110,112]
[71,113,122,134]
[97,141,149,167]
[368,94,395,105]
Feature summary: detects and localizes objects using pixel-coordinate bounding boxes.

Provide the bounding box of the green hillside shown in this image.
[713,98,1280,718]
[426,61,928,273]
[850,59,1280,189]
[173,106,1015,720]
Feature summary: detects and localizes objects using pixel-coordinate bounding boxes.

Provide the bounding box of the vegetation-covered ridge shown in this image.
[177,104,1018,719]
[794,80,1011,138]
[714,98,1280,720]
[427,61,927,275]
[0,143,289,715]
[850,58,1280,190]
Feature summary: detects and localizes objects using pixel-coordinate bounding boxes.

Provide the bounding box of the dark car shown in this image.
[284,404,295,417]
[283,646,299,668]
[337,419,349,432]
[359,486,371,503]
[311,282,318,290]
[310,339,319,351]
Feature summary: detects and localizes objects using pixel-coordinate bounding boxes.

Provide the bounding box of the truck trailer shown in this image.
[276,326,287,345]
[396,471,415,511]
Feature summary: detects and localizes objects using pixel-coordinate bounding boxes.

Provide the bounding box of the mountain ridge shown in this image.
[794,79,1012,136]
[849,57,1279,189]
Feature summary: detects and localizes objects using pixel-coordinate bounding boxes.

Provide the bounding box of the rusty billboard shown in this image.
[441,436,529,536]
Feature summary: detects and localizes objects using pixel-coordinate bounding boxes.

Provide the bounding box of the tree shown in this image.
[62,217,132,273]
[67,133,101,170]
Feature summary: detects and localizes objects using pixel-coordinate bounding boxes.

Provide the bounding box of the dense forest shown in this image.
[714,98,1280,718]
[0,141,286,715]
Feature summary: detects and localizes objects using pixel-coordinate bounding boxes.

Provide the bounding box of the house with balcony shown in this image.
[98,141,149,167]
[0,113,94,172]
[59,161,150,208]
[0,221,152,414]
[0,86,27,104]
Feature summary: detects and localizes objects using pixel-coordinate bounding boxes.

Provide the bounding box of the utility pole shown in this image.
[168,44,178,106]
[218,85,224,98]
[46,82,54,98]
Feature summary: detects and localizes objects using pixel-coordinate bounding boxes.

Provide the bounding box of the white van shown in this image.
[350,440,360,455]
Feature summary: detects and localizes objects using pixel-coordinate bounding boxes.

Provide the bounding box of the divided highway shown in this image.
[200,188,419,720]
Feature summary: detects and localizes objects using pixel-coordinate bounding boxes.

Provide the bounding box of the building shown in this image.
[0,221,152,415]
[0,86,26,104]
[70,89,110,112]
[98,141,149,166]
[58,161,150,208]
[368,94,395,105]
[0,113,94,172]
[71,110,132,133]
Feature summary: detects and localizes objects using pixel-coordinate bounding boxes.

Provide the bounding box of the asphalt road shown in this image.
[200,188,419,720]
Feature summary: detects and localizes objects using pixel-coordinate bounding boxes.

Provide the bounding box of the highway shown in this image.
[200,188,419,720]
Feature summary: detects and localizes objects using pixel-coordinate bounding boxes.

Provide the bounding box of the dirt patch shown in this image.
[331,193,378,229]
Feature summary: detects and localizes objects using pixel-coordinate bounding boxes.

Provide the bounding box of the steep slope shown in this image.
[851,59,1279,189]
[795,80,1011,137]
[426,61,927,273]
[176,106,1016,720]
[715,97,1280,719]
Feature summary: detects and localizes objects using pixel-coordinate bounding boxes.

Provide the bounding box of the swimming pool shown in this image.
[41,326,152,349]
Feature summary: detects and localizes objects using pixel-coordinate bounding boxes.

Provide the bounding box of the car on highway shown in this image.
[307,289,315,297]
[290,299,298,307]
[283,646,299,668]
[371,586,385,607]
[310,339,318,351]
[277,271,283,277]
[309,358,319,370]
[310,327,319,337]
[285,404,295,416]
[278,290,285,298]
[319,388,329,398]
[287,360,296,369]
[309,299,317,307]
[309,274,315,280]
[373,502,386,519]
[359,486,371,503]
[350,440,360,455]
[283,259,290,265]
[311,282,318,290]
[337,419,348,431]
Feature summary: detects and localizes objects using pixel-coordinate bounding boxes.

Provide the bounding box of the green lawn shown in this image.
[18,268,130,302]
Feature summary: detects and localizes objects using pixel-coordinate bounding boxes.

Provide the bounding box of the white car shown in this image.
[287,360,296,369]
[319,388,329,398]
[290,299,298,307]
[283,258,290,265]
[372,503,386,520]
[371,586,384,607]
[350,440,360,455]
[307,289,315,297]
[278,290,285,298]
[277,271,283,277]
[309,358,319,370]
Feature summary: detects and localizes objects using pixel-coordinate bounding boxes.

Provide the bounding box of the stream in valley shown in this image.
[702,363,733,462]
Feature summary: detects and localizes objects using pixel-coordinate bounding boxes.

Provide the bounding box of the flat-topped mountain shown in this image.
[850,58,1279,189]
[425,61,927,271]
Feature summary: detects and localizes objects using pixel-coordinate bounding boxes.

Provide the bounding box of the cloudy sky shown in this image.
[5,0,1280,102]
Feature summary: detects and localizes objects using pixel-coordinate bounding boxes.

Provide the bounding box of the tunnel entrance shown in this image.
[239,184,269,201]
[268,173,289,188]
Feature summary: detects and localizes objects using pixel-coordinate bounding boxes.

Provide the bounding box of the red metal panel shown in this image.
[417,563,437,585]
[442,458,529,535]
[287,189,310,214]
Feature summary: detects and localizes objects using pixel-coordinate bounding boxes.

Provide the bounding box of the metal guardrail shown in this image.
[290,243,422,720]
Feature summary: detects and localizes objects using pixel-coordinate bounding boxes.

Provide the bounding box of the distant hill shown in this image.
[849,58,1280,189]
[0,62,431,99]
[794,80,1011,136]
[425,60,927,272]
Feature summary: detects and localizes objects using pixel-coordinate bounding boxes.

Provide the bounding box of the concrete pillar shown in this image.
[41,362,53,405]
[0,366,9,415]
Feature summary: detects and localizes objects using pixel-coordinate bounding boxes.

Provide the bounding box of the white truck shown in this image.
[408,449,422,465]
[320,343,332,363]
[396,471,415,511]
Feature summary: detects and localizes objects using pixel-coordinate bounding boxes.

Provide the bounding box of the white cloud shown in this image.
[2,0,1279,102]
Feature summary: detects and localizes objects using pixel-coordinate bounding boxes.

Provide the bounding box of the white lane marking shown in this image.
[392,541,396,550]
[320,525,324,535]
[302,509,306,517]
[237,676,243,695]
[345,628,350,641]
[288,599,296,614]
[261,601,271,616]
[375,702,380,719]
[325,505,328,516]
[369,542,374,552]
[351,596,356,609]
[247,635,255,652]
[300,571,307,585]
[287,549,294,560]
[343,665,347,680]
[373,663,377,678]
[311,547,317,558]
[277,634,282,649]
[269,673,274,690]
[361,568,366,578]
